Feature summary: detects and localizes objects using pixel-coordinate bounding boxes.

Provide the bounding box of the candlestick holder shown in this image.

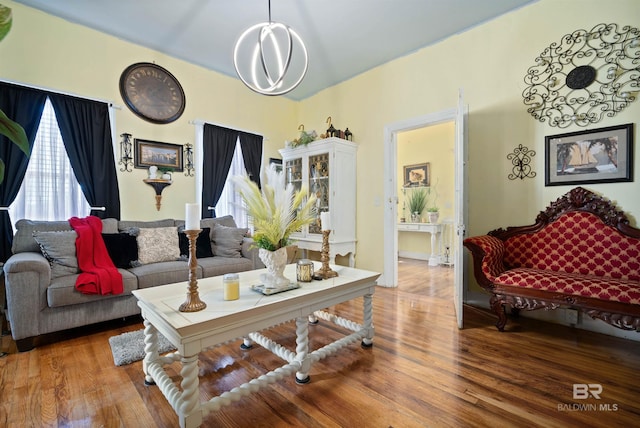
[318,230,338,279]
[179,229,207,312]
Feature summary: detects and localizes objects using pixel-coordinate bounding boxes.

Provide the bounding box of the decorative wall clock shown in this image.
[119,62,186,124]
[522,23,639,128]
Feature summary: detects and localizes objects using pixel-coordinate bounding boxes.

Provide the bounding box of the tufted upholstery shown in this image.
[463,187,640,332]
[503,212,640,281]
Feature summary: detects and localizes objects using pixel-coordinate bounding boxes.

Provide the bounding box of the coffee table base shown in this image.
[142,294,374,428]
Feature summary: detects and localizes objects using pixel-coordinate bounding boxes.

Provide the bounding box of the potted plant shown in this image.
[158,167,173,180]
[406,187,427,223]
[231,164,317,288]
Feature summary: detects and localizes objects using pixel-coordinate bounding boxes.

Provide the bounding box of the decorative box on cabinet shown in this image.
[279,137,357,266]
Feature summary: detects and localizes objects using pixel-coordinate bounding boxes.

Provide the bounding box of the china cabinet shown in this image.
[279,137,357,266]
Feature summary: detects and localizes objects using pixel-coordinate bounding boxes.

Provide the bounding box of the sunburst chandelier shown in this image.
[233,0,308,96]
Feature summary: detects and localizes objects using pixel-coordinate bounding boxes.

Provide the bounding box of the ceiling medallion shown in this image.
[522,23,640,128]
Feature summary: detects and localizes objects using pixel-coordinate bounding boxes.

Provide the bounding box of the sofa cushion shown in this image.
[178,227,213,259]
[128,260,198,289]
[200,215,238,230]
[136,227,181,265]
[504,211,640,281]
[494,267,640,305]
[33,230,79,279]
[197,256,254,278]
[211,224,248,258]
[118,218,175,231]
[102,232,139,268]
[12,219,72,253]
[47,268,138,308]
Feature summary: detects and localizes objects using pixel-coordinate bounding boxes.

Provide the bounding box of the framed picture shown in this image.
[134,139,184,171]
[403,163,430,187]
[545,123,633,186]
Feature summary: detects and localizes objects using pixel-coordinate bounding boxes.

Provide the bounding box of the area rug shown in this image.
[108,329,176,366]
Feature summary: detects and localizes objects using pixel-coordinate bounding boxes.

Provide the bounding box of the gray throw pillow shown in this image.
[33,230,79,278]
[211,224,248,258]
[13,219,72,253]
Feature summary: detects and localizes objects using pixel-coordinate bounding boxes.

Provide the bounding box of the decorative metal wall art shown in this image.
[507,144,536,180]
[522,23,640,128]
[119,133,133,172]
[184,143,194,176]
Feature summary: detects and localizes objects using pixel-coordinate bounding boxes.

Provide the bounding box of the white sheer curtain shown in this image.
[215,137,249,228]
[9,98,91,228]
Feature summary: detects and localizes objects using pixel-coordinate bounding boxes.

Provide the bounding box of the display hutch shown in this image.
[279,137,357,266]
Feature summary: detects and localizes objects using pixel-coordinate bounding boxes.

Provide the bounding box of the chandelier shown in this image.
[233,0,308,96]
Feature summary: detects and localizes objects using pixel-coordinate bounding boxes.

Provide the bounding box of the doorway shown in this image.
[382,96,467,328]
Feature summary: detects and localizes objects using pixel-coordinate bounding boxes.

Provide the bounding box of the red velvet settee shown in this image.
[464,187,640,332]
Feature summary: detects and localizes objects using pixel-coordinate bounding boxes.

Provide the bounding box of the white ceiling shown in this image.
[14,0,537,100]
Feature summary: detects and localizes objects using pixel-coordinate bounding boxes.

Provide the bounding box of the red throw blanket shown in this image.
[69,216,123,295]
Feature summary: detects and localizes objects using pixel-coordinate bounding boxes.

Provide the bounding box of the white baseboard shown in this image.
[397,251,428,261]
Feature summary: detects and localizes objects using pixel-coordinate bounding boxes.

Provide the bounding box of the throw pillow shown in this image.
[211,224,248,258]
[178,227,213,259]
[32,230,79,279]
[136,226,181,265]
[102,232,139,268]
[13,219,72,254]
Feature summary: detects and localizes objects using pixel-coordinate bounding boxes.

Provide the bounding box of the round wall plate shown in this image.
[119,62,186,124]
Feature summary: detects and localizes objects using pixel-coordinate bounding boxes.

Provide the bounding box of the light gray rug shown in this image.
[108,329,176,366]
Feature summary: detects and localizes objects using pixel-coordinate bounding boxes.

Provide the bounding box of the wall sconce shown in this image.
[184,143,194,176]
[119,133,133,172]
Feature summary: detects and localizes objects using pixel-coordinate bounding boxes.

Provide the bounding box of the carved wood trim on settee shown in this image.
[465,187,640,332]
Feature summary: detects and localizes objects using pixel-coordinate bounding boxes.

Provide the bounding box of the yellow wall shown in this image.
[1,0,639,278]
[397,123,454,256]
[298,0,640,273]
[0,1,297,221]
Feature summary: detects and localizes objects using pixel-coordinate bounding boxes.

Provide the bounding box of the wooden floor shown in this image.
[1,258,639,427]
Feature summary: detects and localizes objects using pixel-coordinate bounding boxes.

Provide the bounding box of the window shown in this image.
[215,137,249,227]
[9,98,90,227]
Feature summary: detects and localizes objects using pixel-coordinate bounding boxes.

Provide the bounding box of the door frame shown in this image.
[382,104,467,324]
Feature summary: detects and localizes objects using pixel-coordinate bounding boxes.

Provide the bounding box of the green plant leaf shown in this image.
[0,4,12,43]
[0,108,30,155]
[0,159,4,185]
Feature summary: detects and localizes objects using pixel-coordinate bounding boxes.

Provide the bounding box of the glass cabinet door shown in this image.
[309,152,329,235]
[285,158,302,192]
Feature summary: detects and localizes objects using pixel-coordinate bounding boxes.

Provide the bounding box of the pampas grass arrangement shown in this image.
[231,164,317,251]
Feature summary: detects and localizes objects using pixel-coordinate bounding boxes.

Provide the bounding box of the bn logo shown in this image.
[573,384,602,399]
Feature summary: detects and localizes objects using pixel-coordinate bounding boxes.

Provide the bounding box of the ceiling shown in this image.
[15,0,537,101]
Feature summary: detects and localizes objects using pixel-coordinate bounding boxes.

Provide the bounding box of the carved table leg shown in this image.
[178,354,201,428]
[308,313,318,324]
[490,294,508,332]
[240,336,253,350]
[361,293,374,348]
[294,316,311,384]
[142,318,160,386]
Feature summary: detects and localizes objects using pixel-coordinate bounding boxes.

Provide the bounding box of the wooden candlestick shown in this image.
[179,229,207,312]
[318,230,338,279]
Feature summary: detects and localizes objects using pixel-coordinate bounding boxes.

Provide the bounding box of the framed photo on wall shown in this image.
[134,139,184,171]
[403,162,430,187]
[544,123,633,186]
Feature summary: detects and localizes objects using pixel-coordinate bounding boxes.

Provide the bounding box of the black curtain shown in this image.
[201,124,239,218]
[49,94,121,220]
[0,83,48,262]
[239,131,263,188]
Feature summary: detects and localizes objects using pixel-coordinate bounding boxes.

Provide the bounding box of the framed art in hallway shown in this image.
[545,123,633,186]
[134,139,184,171]
[403,162,430,187]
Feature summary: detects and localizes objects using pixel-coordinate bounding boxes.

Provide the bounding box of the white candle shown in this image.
[185,203,200,230]
[320,211,331,231]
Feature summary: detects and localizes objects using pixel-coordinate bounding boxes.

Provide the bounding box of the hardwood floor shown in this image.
[1,259,639,427]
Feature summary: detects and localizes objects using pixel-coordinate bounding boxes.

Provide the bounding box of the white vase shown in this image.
[427,212,439,223]
[258,247,291,288]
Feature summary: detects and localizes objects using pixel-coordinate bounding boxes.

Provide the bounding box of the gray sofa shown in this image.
[3,215,263,351]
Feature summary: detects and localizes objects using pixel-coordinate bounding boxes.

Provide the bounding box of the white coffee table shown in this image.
[132,263,380,428]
